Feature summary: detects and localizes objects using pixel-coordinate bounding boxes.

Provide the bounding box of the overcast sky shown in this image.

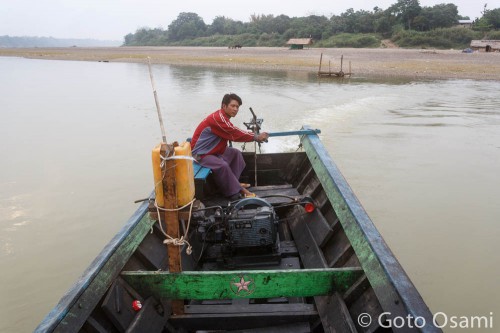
[0,0,491,41]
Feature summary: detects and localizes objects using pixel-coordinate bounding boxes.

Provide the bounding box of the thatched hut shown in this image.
[286,38,313,50]
[470,40,500,52]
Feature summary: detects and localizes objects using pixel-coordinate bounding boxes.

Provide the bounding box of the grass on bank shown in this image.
[392,27,492,49]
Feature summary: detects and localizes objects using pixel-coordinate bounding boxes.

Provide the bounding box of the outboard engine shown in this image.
[227,197,278,252]
[192,197,280,267]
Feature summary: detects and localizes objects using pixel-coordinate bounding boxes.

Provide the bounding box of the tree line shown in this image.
[123,0,500,49]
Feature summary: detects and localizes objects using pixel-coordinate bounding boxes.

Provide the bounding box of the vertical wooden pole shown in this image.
[160,143,184,315]
[318,53,323,74]
[254,142,258,186]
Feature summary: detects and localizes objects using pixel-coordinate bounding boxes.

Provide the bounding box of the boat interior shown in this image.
[75,150,389,333]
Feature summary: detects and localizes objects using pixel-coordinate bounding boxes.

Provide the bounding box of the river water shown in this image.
[1,57,499,332]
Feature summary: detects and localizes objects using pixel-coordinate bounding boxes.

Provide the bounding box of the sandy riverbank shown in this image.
[1,46,500,80]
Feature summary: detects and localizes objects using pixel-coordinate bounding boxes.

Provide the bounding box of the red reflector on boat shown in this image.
[132,300,142,311]
[304,202,315,213]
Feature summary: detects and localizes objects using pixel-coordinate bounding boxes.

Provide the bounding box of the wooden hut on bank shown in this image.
[457,20,473,28]
[470,40,500,52]
[286,38,313,49]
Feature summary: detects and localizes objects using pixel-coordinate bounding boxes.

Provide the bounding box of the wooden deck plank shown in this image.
[288,205,360,332]
[184,303,316,314]
[227,322,312,333]
[304,209,334,248]
[288,207,329,269]
[314,293,357,333]
[170,311,317,332]
[322,230,354,268]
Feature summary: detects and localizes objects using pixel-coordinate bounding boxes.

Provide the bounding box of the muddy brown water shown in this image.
[1,57,499,332]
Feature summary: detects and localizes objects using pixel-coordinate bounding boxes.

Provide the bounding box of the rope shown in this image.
[161,155,197,162]
[153,149,196,255]
[155,198,195,255]
[155,198,196,212]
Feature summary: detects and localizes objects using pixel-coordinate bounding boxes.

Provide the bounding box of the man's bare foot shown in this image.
[240,188,257,197]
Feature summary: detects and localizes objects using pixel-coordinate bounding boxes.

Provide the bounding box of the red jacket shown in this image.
[191,109,255,157]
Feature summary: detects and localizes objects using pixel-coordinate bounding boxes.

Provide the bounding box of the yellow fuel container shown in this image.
[152,142,195,207]
[173,142,195,206]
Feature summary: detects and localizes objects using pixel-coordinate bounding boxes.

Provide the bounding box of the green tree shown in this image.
[168,12,207,41]
[329,15,347,34]
[388,0,422,30]
[340,9,357,33]
[248,14,277,34]
[373,9,395,35]
[289,15,330,40]
[124,27,168,46]
[483,8,500,29]
[272,15,292,34]
[358,9,377,33]
[208,16,245,35]
[247,14,291,35]
[414,4,458,31]
[209,16,227,35]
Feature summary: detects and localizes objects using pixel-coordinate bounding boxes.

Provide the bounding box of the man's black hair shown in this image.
[221,93,242,108]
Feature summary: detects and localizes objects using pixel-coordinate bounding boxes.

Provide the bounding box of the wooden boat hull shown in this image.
[36,129,441,332]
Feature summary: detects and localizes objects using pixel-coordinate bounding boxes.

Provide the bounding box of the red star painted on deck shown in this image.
[233,277,252,292]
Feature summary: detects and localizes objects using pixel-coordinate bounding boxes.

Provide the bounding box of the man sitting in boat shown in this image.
[191,93,269,199]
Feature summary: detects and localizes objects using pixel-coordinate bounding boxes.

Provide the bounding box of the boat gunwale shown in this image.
[300,127,440,332]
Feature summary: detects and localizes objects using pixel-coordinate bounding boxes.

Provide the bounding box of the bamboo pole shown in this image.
[147,57,167,143]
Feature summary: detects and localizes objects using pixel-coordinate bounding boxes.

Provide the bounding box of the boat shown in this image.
[35,127,441,332]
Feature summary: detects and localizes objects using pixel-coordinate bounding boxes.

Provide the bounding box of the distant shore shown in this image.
[1,46,500,80]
